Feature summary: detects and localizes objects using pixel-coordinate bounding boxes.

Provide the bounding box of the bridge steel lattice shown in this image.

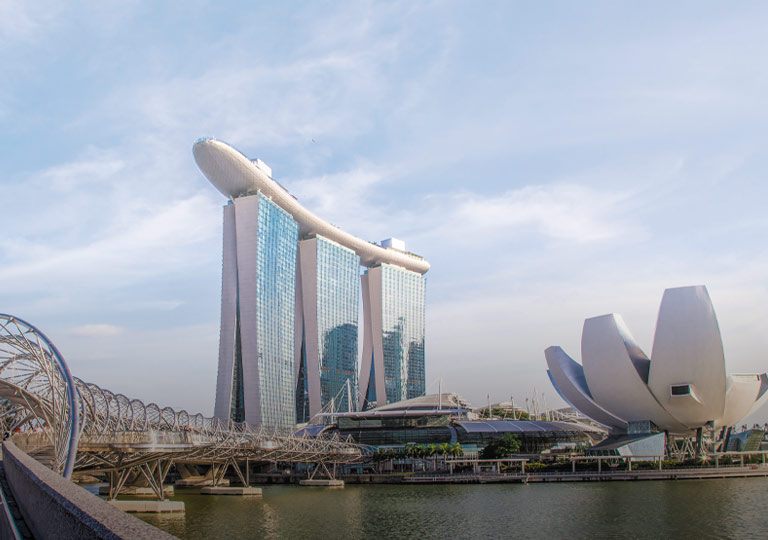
[0,315,367,499]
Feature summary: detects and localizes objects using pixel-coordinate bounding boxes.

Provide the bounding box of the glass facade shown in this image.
[254,193,298,432]
[202,142,431,430]
[316,237,360,414]
[230,303,245,423]
[332,421,591,451]
[295,331,309,423]
[381,264,426,403]
[365,357,377,405]
[296,236,360,422]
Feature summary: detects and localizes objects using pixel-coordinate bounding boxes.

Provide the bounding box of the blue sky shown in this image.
[2,1,768,423]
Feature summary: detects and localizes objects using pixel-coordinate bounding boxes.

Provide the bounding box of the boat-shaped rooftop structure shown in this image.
[193,138,430,274]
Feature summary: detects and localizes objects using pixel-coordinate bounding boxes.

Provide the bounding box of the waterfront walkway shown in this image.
[402,464,768,484]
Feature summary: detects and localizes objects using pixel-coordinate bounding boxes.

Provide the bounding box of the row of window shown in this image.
[381,264,427,403]
[254,194,299,433]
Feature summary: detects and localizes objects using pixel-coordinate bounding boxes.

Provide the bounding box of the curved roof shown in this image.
[648,285,726,426]
[581,313,689,432]
[193,138,430,274]
[455,420,595,434]
[371,393,469,412]
[720,374,762,427]
[545,346,627,431]
[545,286,768,435]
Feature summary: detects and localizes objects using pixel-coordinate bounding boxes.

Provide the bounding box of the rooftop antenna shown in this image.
[438,377,442,411]
[487,393,492,420]
[510,395,516,420]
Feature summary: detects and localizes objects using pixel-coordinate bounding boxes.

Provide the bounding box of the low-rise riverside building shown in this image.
[299,393,601,457]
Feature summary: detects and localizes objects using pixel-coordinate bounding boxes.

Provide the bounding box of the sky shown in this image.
[2,1,768,424]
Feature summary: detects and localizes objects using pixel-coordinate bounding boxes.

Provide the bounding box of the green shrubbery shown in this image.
[480,434,522,459]
[372,442,464,461]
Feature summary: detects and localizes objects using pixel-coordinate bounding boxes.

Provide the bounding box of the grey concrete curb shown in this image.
[2,441,177,540]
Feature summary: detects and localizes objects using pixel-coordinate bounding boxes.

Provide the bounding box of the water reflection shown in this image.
[134,480,768,539]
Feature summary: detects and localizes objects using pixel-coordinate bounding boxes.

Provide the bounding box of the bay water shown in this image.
[128,479,768,539]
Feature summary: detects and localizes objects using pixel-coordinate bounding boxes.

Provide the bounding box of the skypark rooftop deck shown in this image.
[193,138,430,274]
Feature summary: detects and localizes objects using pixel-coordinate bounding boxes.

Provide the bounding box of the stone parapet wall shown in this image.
[2,441,175,539]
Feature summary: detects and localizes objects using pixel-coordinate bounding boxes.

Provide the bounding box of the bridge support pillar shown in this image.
[301,461,343,487]
[101,458,174,501]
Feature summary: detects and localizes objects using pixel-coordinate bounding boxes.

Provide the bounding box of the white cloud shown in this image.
[0,193,220,293]
[68,324,123,337]
[287,168,391,237]
[58,323,220,414]
[287,169,644,252]
[0,2,61,48]
[4,1,768,424]
[92,47,394,149]
[449,184,640,244]
[37,151,125,193]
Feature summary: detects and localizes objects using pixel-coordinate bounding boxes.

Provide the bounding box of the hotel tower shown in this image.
[193,138,429,432]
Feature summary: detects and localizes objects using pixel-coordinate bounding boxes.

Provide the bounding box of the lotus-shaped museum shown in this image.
[545,286,768,435]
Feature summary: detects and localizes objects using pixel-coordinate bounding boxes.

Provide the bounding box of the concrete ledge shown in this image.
[99,486,174,497]
[175,477,230,487]
[299,479,344,487]
[109,500,185,513]
[2,440,175,539]
[200,486,262,496]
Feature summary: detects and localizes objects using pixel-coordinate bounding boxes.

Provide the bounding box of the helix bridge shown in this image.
[0,314,367,499]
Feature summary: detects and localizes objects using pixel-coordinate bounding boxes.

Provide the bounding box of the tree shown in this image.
[498,434,522,455]
[480,434,522,459]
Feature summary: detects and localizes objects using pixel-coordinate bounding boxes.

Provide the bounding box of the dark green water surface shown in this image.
[125,480,768,539]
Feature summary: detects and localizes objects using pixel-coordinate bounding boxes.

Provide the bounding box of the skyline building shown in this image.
[295,235,361,422]
[359,263,426,409]
[193,138,430,430]
[213,192,299,432]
